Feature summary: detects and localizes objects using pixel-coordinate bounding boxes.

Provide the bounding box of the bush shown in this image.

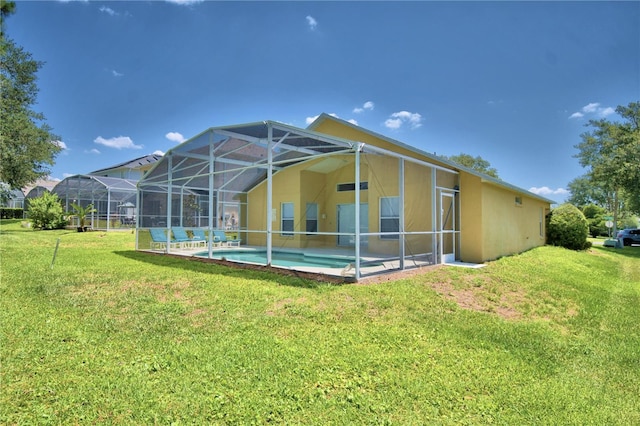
[0,208,23,219]
[546,203,591,250]
[27,192,67,230]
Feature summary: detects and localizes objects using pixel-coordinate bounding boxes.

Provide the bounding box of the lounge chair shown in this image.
[189,228,208,248]
[172,227,202,249]
[213,230,241,247]
[149,228,182,250]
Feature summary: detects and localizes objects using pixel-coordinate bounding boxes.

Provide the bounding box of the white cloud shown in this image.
[84,148,101,154]
[384,111,423,130]
[306,113,339,125]
[165,132,185,144]
[582,102,600,113]
[152,150,165,156]
[599,107,615,117]
[306,15,318,31]
[111,69,123,77]
[94,136,142,150]
[52,140,68,150]
[384,118,403,130]
[353,101,374,113]
[347,119,358,126]
[62,173,75,178]
[529,186,569,196]
[569,102,615,119]
[99,6,117,16]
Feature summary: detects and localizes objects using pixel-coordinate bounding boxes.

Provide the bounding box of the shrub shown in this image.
[546,203,591,250]
[27,192,67,230]
[0,208,23,219]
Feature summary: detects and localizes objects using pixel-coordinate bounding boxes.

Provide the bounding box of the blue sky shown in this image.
[7,1,640,202]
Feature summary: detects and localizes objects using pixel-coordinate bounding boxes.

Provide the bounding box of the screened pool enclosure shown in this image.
[52,175,138,230]
[137,121,460,280]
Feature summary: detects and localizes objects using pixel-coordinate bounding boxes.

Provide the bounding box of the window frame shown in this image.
[379,196,400,240]
[305,202,318,235]
[281,202,294,237]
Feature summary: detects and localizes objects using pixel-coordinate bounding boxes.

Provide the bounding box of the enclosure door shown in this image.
[439,192,456,263]
[337,203,368,247]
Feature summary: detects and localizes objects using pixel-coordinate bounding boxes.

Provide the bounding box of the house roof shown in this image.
[90,154,162,174]
[307,113,556,204]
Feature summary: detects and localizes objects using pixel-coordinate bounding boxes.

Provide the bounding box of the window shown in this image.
[515,196,522,206]
[305,203,318,235]
[337,182,368,192]
[380,197,399,240]
[281,202,294,236]
[539,207,544,237]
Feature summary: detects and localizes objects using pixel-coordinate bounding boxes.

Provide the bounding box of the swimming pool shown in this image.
[194,249,357,269]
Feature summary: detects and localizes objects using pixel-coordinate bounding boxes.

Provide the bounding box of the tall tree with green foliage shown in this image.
[1,1,16,38]
[574,102,640,232]
[0,1,62,190]
[443,153,499,178]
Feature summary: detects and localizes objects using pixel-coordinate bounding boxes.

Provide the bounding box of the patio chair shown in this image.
[172,227,199,249]
[188,228,208,249]
[149,228,182,250]
[213,230,241,247]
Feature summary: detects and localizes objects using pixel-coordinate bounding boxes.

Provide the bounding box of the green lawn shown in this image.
[1,219,639,424]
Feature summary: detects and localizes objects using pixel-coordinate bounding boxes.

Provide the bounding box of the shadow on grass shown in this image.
[113,250,345,289]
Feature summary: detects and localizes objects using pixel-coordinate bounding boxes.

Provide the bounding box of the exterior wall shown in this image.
[459,173,484,263]
[480,183,548,261]
[313,117,552,263]
[246,153,437,256]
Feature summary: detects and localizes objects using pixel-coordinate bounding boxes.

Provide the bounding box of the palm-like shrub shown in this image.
[546,203,591,250]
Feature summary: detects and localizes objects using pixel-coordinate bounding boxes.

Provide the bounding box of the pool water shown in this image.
[195,250,355,269]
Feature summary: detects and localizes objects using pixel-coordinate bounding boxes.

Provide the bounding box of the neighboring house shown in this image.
[52,175,138,231]
[45,154,160,231]
[23,179,59,212]
[136,115,553,280]
[90,154,162,180]
[0,188,25,209]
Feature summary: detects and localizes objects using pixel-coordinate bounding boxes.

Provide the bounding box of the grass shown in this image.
[1,219,639,424]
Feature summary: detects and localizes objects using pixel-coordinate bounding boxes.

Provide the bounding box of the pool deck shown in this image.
[144,244,437,280]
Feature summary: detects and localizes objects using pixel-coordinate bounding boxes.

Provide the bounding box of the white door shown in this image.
[337,203,368,247]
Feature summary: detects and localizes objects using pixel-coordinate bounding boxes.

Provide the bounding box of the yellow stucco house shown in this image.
[137,114,553,280]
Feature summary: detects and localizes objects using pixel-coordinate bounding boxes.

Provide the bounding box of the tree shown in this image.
[1,1,16,39]
[0,2,62,190]
[582,203,607,237]
[574,102,640,232]
[567,175,608,208]
[444,153,499,178]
